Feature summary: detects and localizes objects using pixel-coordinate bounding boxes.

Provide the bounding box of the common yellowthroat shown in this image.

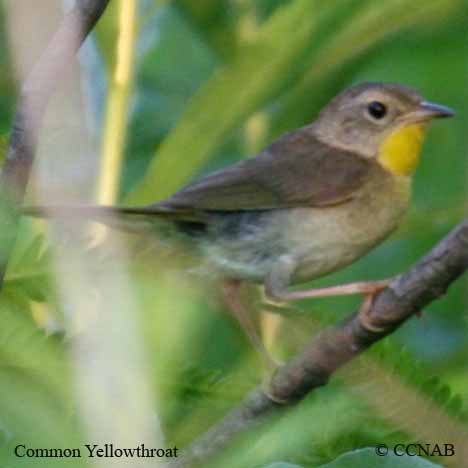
[25,82,454,362]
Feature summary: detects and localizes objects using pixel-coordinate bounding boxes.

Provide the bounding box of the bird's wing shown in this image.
[22,132,376,230]
[154,130,374,212]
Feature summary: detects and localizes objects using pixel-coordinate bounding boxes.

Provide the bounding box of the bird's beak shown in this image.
[405,101,455,124]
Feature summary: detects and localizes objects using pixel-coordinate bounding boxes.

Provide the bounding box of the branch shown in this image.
[172,219,468,467]
[0,0,110,287]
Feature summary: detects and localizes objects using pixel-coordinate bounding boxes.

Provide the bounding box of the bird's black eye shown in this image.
[367,101,387,120]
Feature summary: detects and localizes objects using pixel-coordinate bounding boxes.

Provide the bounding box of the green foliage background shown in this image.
[0,1,467,467]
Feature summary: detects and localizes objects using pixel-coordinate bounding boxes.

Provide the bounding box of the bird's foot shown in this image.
[357,281,392,333]
[261,364,289,405]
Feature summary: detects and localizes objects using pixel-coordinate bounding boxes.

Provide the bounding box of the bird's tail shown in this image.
[22,204,200,233]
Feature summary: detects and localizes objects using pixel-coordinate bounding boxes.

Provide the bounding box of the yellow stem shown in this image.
[96,0,137,206]
[236,0,269,156]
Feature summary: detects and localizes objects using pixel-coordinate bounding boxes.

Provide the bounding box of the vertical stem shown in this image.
[236,0,269,157]
[95,0,137,205]
[236,0,279,352]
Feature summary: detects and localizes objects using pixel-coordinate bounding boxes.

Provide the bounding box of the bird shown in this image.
[24,82,454,366]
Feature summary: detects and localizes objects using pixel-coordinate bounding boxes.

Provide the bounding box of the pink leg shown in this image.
[277,280,391,301]
[222,279,278,370]
[268,279,392,333]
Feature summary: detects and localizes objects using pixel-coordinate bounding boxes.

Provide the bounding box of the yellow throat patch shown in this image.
[378,124,426,176]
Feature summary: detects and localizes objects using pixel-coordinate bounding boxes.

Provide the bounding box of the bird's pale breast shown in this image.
[287,172,411,283]
[202,170,411,284]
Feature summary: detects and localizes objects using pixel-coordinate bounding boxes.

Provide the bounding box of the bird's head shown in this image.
[312,82,454,176]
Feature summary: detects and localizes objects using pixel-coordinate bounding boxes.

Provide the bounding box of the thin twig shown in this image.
[0,0,111,288]
[172,219,468,467]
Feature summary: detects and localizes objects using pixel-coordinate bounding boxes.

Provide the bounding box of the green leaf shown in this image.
[268,0,463,138]
[0,133,7,165]
[261,463,305,468]
[5,232,53,303]
[125,0,342,203]
[175,0,238,59]
[319,448,444,468]
[0,295,70,407]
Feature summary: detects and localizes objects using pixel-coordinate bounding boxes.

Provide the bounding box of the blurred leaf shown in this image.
[175,0,237,59]
[256,0,294,20]
[268,0,463,138]
[319,448,444,467]
[261,463,305,468]
[0,133,7,165]
[123,4,219,190]
[0,9,15,133]
[369,340,468,422]
[0,294,73,468]
[5,233,52,303]
[126,0,342,203]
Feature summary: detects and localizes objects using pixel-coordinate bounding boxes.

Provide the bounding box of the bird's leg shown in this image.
[272,280,391,301]
[221,279,279,371]
[265,257,391,330]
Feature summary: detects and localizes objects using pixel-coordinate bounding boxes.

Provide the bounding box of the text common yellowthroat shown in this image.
[25,82,454,361]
